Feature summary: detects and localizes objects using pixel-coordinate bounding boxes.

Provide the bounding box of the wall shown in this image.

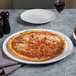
[0,0,13,9]
[0,0,76,9]
[13,0,54,9]
[65,0,76,8]
[13,0,76,9]
[14,0,76,8]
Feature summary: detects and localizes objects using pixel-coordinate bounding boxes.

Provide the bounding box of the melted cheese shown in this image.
[23,36,29,41]
[11,30,66,59]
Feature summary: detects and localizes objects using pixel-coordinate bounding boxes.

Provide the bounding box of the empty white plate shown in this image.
[20,9,56,24]
[2,29,73,64]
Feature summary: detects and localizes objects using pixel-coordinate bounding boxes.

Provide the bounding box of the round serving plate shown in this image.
[2,29,73,64]
[20,9,56,24]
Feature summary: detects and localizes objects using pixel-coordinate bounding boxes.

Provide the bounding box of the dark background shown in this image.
[0,0,76,9]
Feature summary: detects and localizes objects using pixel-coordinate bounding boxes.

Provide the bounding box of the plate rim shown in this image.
[2,29,73,64]
[20,9,56,24]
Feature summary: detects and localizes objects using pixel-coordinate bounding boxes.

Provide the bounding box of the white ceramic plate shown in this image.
[2,29,73,64]
[20,9,56,24]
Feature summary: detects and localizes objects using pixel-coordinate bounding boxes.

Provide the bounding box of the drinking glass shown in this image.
[54,0,65,13]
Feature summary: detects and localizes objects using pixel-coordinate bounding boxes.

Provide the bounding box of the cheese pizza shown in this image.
[7,30,66,62]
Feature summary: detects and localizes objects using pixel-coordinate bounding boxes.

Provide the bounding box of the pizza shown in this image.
[7,30,66,62]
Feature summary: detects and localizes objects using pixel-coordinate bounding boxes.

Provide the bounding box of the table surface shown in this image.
[0,9,76,76]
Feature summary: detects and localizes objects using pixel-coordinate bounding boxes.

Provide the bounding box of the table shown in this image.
[0,9,76,76]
